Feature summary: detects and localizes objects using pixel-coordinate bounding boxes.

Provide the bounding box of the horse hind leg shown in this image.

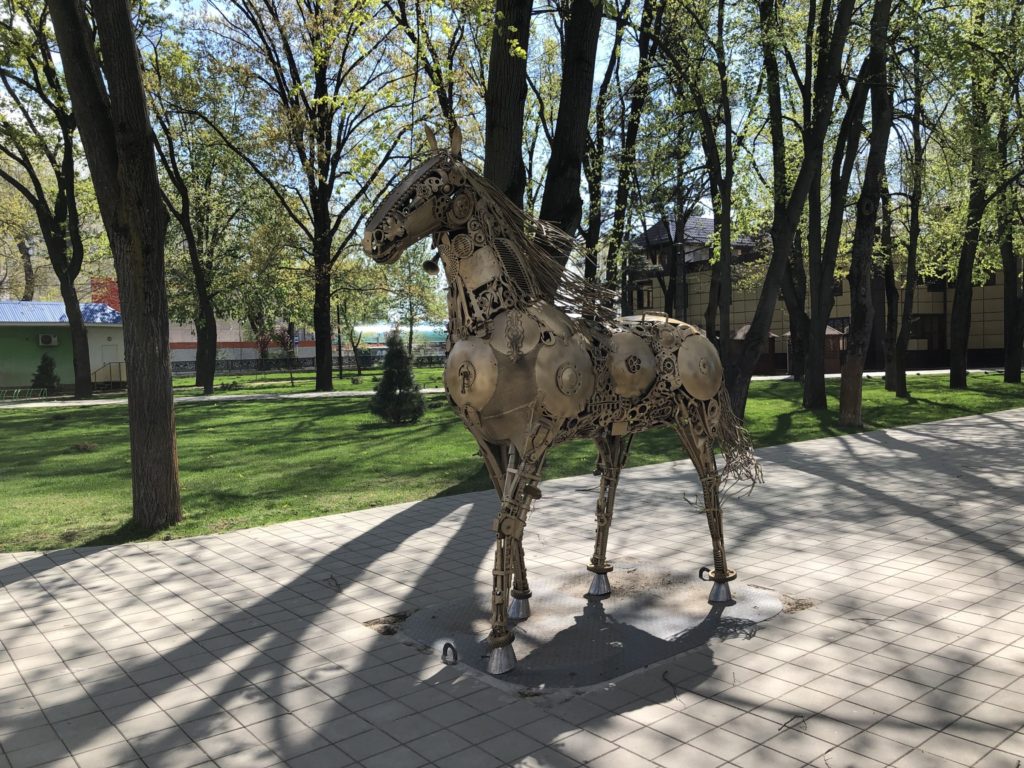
[674,418,736,604]
[508,537,532,620]
[587,435,632,598]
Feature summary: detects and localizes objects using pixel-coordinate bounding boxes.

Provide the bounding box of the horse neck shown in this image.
[442,199,539,342]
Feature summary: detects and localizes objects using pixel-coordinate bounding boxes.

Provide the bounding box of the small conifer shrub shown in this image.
[31,353,61,393]
[369,331,425,424]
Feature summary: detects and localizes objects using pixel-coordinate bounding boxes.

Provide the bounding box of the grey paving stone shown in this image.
[140,743,209,768]
[335,727,399,761]
[479,730,546,762]
[432,745,505,768]
[281,744,352,768]
[70,741,141,768]
[5,739,71,768]
[2,411,1024,768]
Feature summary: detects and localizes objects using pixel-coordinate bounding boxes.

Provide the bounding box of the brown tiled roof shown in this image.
[630,217,757,252]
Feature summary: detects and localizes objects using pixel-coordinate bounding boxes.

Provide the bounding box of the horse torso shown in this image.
[443,270,723,450]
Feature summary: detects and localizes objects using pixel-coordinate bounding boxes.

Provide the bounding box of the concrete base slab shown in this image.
[400,564,782,688]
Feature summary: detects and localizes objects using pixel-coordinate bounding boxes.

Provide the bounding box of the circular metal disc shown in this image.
[445,338,498,411]
[676,333,723,400]
[608,331,656,399]
[527,300,573,340]
[490,309,541,359]
[536,337,594,419]
[458,245,501,290]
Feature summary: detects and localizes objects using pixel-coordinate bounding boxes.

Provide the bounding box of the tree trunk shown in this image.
[882,188,897,389]
[194,298,217,395]
[57,277,92,398]
[883,261,898,389]
[313,257,333,391]
[48,0,181,530]
[892,46,924,400]
[483,0,533,207]
[949,88,990,390]
[336,305,345,380]
[789,311,810,384]
[538,0,604,246]
[838,0,891,427]
[803,315,828,405]
[408,308,415,358]
[806,57,870,408]
[18,240,35,301]
[704,262,720,343]
[997,114,1022,384]
[1001,190,1023,384]
[1001,234,1022,384]
[868,263,887,370]
[782,232,808,383]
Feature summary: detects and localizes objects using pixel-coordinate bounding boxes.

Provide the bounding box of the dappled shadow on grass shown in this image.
[81,519,161,549]
[430,462,493,497]
[756,406,854,449]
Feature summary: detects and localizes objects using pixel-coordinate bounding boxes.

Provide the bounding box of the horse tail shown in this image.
[711,386,763,489]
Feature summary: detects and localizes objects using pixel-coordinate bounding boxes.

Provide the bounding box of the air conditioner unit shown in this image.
[38,333,59,347]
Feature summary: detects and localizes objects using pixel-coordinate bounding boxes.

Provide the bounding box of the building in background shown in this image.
[0,301,124,389]
[628,217,1009,373]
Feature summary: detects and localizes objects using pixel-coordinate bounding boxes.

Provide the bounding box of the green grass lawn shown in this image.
[1,372,1020,552]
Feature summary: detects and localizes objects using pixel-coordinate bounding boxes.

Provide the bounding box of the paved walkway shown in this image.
[1,409,1022,768]
[0,389,449,410]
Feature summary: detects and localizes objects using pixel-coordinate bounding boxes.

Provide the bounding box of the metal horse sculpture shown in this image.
[363,132,760,674]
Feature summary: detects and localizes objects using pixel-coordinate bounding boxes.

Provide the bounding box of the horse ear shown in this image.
[450,123,463,157]
[424,125,438,153]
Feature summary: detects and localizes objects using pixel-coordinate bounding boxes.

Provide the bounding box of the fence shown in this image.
[0,388,48,400]
[171,350,446,375]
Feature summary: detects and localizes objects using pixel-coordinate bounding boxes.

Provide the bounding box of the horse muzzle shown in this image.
[363,203,440,264]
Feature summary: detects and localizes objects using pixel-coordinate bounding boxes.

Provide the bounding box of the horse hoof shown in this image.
[708,580,734,604]
[487,643,517,675]
[587,572,611,598]
[508,596,531,621]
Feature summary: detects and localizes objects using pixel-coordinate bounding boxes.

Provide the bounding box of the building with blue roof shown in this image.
[0,301,125,389]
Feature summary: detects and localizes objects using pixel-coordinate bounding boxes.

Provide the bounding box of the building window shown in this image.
[634,281,653,310]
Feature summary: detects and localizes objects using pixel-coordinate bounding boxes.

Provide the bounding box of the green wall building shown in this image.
[0,301,124,390]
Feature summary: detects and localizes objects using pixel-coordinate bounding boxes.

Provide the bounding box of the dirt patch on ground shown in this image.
[364,611,412,635]
[781,595,815,613]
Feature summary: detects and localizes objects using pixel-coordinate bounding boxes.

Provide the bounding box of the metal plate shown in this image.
[490,309,541,359]
[676,333,723,400]
[528,300,573,340]
[608,331,656,399]
[445,338,498,411]
[536,337,594,419]
[458,245,501,290]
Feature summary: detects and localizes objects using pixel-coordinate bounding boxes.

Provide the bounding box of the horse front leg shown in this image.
[503,446,533,622]
[695,442,735,603]
[467,433,533,622]
[487,438,549,675]
[587,435,632,597]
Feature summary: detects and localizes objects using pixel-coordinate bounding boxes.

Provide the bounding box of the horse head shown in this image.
[362,126,473,266]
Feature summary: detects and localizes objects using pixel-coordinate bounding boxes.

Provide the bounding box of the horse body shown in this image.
[364,148,759,674]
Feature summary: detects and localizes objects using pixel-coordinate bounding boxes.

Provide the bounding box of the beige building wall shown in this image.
[636,267,1007,351]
